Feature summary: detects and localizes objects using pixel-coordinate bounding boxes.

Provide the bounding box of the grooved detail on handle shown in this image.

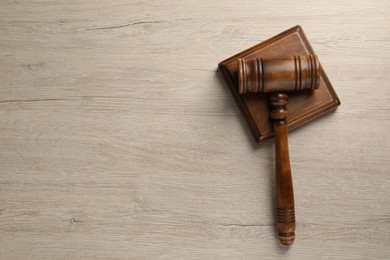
[270,93,288,122]
[276,208,295,223]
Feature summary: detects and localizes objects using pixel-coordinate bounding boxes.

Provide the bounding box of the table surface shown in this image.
[1,1,389,259]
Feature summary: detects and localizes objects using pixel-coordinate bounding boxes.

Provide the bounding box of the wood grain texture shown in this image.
[220,27,340,143]
[270,93,295,245]
[0,0,389,259]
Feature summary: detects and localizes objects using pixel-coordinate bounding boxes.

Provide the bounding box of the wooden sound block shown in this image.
[218,25,340,143]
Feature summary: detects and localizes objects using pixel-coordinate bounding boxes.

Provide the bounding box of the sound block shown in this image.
[218,25,340,144]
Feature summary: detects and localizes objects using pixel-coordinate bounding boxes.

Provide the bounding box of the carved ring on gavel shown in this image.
[238,54,320,94]
[237,54,320,246]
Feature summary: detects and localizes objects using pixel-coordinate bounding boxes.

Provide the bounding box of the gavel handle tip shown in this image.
[279,232,295,245]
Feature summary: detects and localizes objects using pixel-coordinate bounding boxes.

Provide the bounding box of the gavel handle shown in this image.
[270,93,296,245]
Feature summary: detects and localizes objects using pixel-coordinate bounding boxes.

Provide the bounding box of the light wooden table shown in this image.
[1,1,389,259]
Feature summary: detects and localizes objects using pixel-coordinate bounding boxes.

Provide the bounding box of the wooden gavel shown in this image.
[238,54,320,245]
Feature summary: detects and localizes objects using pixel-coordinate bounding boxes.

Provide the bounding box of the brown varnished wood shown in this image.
[218,25,340,143]
[270,93,295,245]
[218,26,341,246]
[238,55,320,94]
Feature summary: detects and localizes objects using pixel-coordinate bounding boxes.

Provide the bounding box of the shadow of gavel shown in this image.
[238,54,320,245]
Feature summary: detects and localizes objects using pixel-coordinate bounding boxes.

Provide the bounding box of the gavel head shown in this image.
[238,54,320,94]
